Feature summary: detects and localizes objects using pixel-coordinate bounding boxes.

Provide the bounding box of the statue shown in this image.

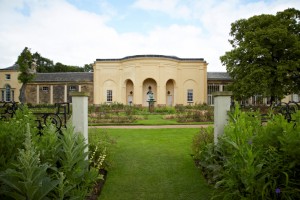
[146,86,155,112]
[147,86,154,101]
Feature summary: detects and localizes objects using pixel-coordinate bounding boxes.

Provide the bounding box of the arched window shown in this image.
[5,85,11,102]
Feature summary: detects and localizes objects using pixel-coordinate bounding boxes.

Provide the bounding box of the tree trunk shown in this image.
[19,83,27,103]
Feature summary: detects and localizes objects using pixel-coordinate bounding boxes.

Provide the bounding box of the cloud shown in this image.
[132,0,192,19]
[0,0,299,72]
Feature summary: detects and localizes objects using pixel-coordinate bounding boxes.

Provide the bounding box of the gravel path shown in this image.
[89,124,212,129]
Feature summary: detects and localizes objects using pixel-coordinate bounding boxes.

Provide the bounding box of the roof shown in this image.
[32,72,93,82]
[96,54,205,62]
[0,64,19,71]
[207,72,231,80]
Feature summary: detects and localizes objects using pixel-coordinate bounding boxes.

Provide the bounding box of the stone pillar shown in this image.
[64,85,67,102]
[36,85,39,104]
[70,92,89,151]
[50,85,53,104]
[213,91,232,144]
[78,85,81,92]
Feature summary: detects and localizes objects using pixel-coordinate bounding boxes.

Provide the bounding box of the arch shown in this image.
[183,79,198,104]
[166,79,176,106]
[103,80,117,103]
[125,79,134,105]
[142,78,157,107]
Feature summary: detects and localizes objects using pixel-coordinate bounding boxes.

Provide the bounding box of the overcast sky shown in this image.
[0,0,299,71]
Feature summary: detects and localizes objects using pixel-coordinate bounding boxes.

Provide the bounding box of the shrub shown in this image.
[89,129,116,170]
[192,126,214,160]
[0,108,107,199]
[0,105,37,170]
[0,124,59,200]
[195,104,300,199]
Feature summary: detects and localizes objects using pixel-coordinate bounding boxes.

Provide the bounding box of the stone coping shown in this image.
[70,92,90,97]
[212,91,233,97]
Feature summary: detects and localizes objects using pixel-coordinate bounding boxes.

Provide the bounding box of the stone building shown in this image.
[93,55,208,106]
[207,72,231,105]
[25,72,93,104]
[0,65,22,102]
[1,55,298,106]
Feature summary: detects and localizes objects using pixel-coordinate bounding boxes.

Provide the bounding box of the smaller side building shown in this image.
[0,65,22,102]
[25,72,94,104]
[207,72,232,105]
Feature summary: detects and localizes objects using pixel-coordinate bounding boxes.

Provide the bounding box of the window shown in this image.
[5,74,11,80]
[207,84,221,105]
[107,90,112,102]
[187,89,193,102]
[42,86,49,92]
[5,85,11,101]
[69,86,76,91]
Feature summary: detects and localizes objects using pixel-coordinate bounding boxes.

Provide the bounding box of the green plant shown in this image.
[56,122,99,199]
[0,106,104,199]
[192,126,214,160]
[0,105,37,170]
[89,129,116,170]
[196,103,300,199]
[0,124,59,200]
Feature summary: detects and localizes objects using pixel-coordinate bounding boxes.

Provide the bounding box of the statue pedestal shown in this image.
[147,99,156,113]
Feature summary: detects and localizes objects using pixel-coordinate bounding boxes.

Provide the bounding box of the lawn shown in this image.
[134,114,178,125]
[89,128,215,200]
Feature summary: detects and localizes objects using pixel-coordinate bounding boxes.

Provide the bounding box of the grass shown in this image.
[134,114,178,125]
[89,128,215,200]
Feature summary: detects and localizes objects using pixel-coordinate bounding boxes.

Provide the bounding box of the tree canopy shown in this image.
[16,48,91,73]
[17,47,35,84]
[220,8,300,101]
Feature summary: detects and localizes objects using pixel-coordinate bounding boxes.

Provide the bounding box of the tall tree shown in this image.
[32,52,54,73]
[83,64,93,72]
[220,8,300,102]
[16,47,36,103]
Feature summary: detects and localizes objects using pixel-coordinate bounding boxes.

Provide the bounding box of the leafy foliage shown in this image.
[89,129,116,170]
[0,124,59,200]
[192,126,214,160]
[0,107,108,199]
[195,104,300,199]
[220,8,300,101]
[17,47,35,84]
[0,105,37,170]
[17,47,36,103]
[16,47,90,73]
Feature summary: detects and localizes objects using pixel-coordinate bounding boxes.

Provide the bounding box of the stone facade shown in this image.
[25,82,94,105]
[24,72,94,105]
[93,55,208,106]
[0,65,22,102]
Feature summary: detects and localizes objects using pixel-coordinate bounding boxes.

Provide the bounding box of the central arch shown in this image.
[142,78,157,107]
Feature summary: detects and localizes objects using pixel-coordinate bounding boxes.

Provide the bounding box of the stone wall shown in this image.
[39,85,51,104]
[53,85,64,103]
[25,84,37,104]
[25,82,93,105]
[81,84,94,104]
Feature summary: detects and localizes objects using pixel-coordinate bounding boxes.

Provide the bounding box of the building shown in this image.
[25,72,94,104]
[1,55,298,106]
[207,72,231,105]
[0,65,22,102]
[93,55,208,106]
